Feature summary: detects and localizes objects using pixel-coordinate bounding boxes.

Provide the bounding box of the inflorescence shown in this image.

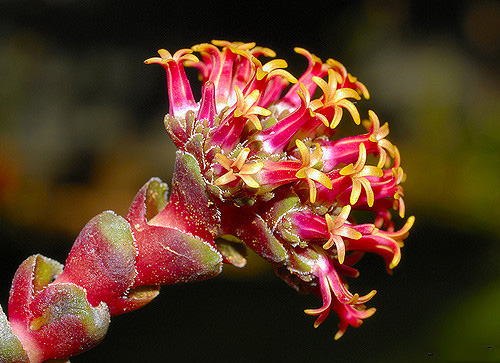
[1,40,413,362]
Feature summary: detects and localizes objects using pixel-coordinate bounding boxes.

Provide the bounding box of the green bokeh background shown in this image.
[0,0,498,361]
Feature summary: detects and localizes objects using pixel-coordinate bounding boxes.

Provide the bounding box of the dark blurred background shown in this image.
[0,0,499,361]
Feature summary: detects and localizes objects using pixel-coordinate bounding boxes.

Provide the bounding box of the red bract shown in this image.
[1,40,414,361]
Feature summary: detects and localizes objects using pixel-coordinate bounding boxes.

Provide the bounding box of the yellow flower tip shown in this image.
[312,75,327,89]
[358,82,370,99]
[256,68,267,81]
[293,46,306,54]
[211,40,256,51]
[369,109,380,121]
[284,72,298,84]
[326,58,347,76]
[312,169,333,190]
[312,111,329,127]
[325,212,334,228]
[240,174,260,189]
[254,106,272,117]
[365,307,377,318]
[307,179,317,204]
[234,148,250,169]
[157,48,172,59]
[337,254,345,265]
[297,83,311,105]
[214,172,237,186]
[295,138,308,159]
[350,180,362,205]
[388,215,415,240]
[145,49,181,65]
[191,42,211,53]
[408,215,415,225]
[304,308,317,316]
[215,153,232,170]
[339,164,355,176]
[322,239,333,251]
[251,46,276,58]
[210,39,226,47]
[244,161,264,174]
[330,108,343,129]
[394,194,406,218]
[334,330,345,341]
[359,289,377,303]
[351,229,363,240]
[341,100,361,125]
[349,293,360,304]
[263,59,288,72]
[143,58,157,65]
[389,256,400,270]
[338,204,351,221]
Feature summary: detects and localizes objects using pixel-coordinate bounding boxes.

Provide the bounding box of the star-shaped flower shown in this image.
[310,69,362,128]
[363,110,397,168]
[214,148,264,188]
[233,85,271,130]
[340,143,384,207]
[295,139,332,203]
[323,205,362,264]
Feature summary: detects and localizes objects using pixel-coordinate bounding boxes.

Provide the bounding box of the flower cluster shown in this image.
[0,40,413,362]
[145,40,414,339]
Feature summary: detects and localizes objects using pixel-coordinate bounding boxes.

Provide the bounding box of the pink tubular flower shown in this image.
[1,40,414,361]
